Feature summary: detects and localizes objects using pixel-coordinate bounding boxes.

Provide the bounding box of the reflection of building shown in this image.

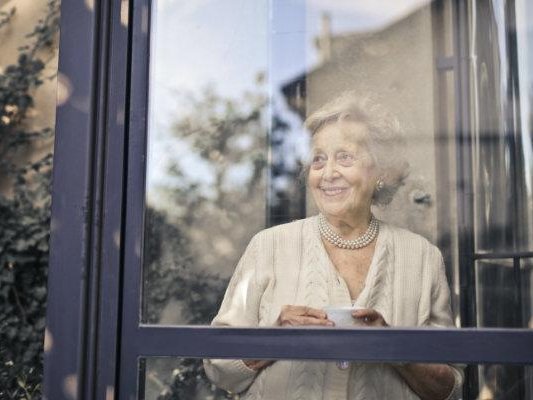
[279,5,533,399]
[281,8,439,242]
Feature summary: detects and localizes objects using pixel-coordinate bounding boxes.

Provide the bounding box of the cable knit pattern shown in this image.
[350,363,380,400]
[299,222,332,309]
[203,216,464,399]
[302,239,330,310]
[289,361,327,400]
[363,230,394,322]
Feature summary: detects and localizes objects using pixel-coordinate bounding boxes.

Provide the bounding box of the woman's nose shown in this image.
[322,159,339,180]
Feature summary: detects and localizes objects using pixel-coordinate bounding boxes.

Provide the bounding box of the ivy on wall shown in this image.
[0,1,60,398]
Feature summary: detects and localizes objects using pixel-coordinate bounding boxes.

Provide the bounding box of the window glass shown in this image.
[475,259,530,328]
[143,1,270,324]
[142,0,533,332]
[140,357,533,400]
[471,0,533,253]
[514,0,533,252]
[521,258,533,329]
[476,364,533,400]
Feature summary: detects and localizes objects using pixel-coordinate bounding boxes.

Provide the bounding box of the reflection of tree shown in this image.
[143,206,227,325]
[172,87,267,207]
[144,206,232,400]
[144,85,273,399]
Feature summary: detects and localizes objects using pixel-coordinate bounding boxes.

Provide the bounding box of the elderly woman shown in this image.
[204,93,463,400]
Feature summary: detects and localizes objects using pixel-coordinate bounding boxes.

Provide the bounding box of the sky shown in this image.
[150,0,431,101]
[145,0,432,199]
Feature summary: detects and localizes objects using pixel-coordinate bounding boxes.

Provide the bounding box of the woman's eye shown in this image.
[311,155,326,168]
[337,152,355,165]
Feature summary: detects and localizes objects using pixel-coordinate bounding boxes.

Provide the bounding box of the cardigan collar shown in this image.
[306,215,395,324]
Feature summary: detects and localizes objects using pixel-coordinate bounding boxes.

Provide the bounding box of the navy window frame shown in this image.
[43,0,533,399]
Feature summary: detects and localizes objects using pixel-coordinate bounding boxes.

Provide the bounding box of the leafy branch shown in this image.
[0,1,60,399]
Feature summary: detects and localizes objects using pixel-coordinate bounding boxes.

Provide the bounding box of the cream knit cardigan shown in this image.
[204,216,463,400]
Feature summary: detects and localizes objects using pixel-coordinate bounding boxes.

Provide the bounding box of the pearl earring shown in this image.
[376,179,384,192]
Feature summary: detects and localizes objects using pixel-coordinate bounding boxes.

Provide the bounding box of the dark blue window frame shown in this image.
[43,1,533,399]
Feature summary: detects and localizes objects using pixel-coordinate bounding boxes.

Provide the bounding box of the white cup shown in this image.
[324,306,366,327]
[324,306,366,369]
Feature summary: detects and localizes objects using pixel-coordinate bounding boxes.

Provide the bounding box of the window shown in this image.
[44,0,533,399]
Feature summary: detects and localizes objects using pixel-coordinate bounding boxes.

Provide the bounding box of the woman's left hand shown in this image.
[352,308,389,327]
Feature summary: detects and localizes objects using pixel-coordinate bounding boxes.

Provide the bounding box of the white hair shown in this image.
[304,91,409,205]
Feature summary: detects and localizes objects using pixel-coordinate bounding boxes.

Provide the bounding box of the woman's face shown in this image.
[308,120,377,222]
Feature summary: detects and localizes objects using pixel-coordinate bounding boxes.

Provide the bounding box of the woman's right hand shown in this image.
[277,305,334,327]
[242,306,332,372]
[243,359,273,371]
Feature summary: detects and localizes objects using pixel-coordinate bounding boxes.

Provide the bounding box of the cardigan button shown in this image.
[336,361,350,370]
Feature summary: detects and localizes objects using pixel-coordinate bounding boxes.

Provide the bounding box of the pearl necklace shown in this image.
[318,213,379,250]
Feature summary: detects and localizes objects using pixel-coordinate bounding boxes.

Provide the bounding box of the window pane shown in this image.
[515,0,533,253]
[475,258,533,329]
[141,0,533,330]
[477,365,533,400]
[471,0,533,253]
[435,69,462,326]
[140,357,533,400]
[143,1,270,324]
[143,0,464,326]
[522,258,533,329]
[475,259,523,327]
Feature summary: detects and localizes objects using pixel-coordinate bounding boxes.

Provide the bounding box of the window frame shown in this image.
[43,0,533,399]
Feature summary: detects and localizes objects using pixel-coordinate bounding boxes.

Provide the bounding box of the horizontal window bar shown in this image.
[474,251,533,259]
[132,326,533,364]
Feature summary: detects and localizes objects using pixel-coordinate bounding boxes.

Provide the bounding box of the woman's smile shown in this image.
[319,186,349,197]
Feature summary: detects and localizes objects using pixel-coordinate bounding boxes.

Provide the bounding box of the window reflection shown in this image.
[143,1,270,324]
[143,0,459,326]
[476,259,526,328]
[141,0,533,398]
[142,0,533,332]
[141,358,533,400]
[522,258,533,329]
[477,364,533,400]
[141,357,464,400]
[471,0,533,253]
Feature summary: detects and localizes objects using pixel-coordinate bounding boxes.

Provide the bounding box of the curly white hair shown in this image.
[303,91,410,205]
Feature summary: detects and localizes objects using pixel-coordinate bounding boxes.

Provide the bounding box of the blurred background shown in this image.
[0,0,59,398]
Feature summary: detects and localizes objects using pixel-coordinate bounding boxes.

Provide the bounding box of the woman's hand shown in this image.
[351,310,457,399]
[244,306,333,372]
[352,308,389,327]
[277,305,334,327]
[243,359,273,371]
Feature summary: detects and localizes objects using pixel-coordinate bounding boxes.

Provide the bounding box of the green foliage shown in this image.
[143,206,229,326]
[172,87,267,205]
[155,358,233,400]
[0,1,60,399]
[0,7,15,30]
[143,87,271,399]
[143,207,235,400]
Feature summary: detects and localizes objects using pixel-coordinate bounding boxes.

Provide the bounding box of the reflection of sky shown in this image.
[146,0,432,200]
[516,0,533,196]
